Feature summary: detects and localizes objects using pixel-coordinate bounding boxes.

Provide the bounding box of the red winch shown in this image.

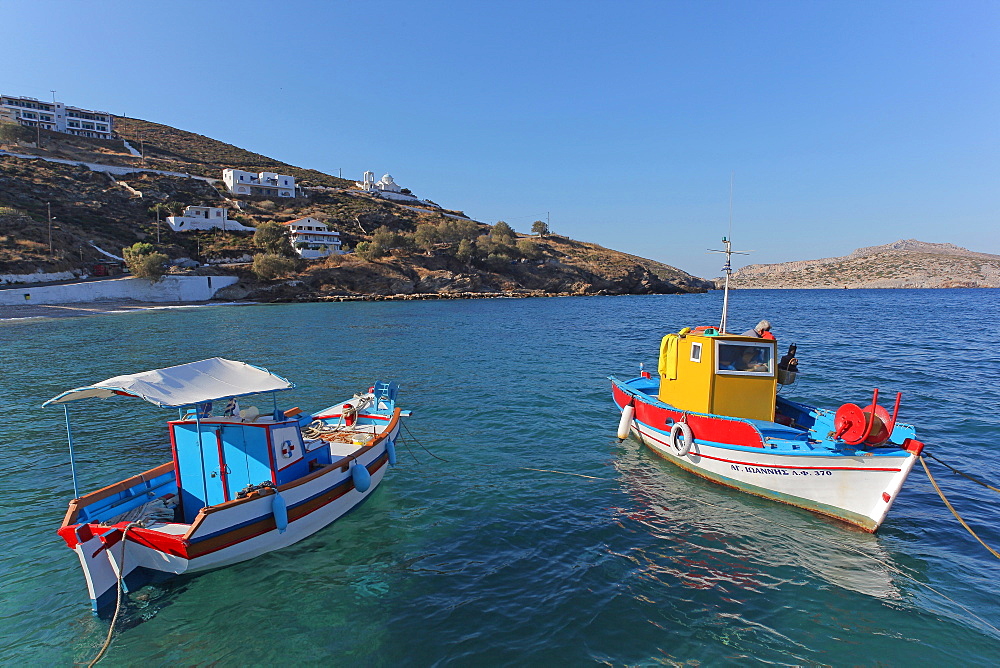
[834,388,902,446]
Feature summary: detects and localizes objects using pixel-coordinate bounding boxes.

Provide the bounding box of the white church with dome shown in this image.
[355,171,422,202]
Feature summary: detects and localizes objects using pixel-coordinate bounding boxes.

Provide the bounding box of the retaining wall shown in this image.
[0,275,239,305]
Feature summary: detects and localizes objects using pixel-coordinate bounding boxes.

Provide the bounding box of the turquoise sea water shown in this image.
[1,290,999,665]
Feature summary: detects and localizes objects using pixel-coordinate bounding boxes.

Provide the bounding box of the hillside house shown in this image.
[166,206,254,233]
[0,94,113,139]
[284,217,342,259]
[223,169,297,197]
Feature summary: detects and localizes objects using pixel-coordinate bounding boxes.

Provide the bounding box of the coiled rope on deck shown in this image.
[920,456,1000,560]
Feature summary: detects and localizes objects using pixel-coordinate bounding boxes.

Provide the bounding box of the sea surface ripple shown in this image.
[0,289,998,665]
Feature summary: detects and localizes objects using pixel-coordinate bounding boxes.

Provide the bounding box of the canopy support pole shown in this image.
[195,414,208,508]
[63,405,80,499]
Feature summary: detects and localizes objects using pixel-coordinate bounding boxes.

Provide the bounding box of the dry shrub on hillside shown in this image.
[252,253,297,280]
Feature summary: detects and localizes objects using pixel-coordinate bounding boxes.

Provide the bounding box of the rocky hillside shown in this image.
[727,240,1000,289]
[0,118,711,296]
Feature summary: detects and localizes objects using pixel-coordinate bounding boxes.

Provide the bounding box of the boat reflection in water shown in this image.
[611,439,904,601]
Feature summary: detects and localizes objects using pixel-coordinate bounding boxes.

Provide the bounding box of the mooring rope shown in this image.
[400,422,449,462]
[924,452,1000,493]
[920,456,1000,561]
[88,522,138,667]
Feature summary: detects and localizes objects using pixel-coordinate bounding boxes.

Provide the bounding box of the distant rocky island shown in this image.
[725,240,1000,289]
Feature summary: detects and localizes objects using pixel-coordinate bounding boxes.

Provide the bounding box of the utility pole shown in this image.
[47,202,53,257]
[156,205,161,243]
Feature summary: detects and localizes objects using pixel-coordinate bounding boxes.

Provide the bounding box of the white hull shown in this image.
[629,418,916,531]
[71,421,397,614]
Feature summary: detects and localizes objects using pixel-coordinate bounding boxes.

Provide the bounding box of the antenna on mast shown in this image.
[708,174,751,334]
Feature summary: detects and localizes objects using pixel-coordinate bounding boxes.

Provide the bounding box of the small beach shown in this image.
[0,300,245,321]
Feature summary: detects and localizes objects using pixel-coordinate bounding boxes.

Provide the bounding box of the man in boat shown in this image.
[741,319,775,340]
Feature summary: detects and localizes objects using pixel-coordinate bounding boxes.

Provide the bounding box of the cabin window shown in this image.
[716,341,773,376]
[690,342,702,362]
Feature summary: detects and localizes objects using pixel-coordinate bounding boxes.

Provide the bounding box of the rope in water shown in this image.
[920,456,1000,561]
[398,422,610,481]
[683,494,1000,636]
[88,522,137,667]
[924,452,1000,493]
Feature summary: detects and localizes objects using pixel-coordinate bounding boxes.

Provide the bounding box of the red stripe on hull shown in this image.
[73,452,390,561]
[613,383,765,448]
[638,428,901,472]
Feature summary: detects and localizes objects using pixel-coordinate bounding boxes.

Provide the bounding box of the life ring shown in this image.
[669,422,694,456]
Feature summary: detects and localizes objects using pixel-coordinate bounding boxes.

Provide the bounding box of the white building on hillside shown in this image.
[223,169,297,197]
[355,171,421,202]
[0,94,113,139]
[166,206,254,233]
[283,217,342,259]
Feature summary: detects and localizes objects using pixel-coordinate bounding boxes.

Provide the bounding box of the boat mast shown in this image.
[719,237,733,333]
[708,175,749,334]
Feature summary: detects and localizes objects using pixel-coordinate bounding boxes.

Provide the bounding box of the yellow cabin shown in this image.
[657,328,778,421]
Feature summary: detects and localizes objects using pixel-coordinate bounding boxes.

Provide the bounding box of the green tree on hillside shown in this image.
[253,221,293,255]
[122,242,168,282]
[531,220,549,236]
[456,238,475,263]
[354,241,385,261]
[439,219,480,243]
[414,223,440,254]
[491,221,515,243]
[372,225,411,252]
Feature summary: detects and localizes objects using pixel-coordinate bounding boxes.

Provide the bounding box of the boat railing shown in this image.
[63,462,176,526]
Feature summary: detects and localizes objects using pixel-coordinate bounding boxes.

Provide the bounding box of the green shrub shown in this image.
[251,252,297,280]
[517,238,542,260]
[122,242,168,281]
[354,240,385,261]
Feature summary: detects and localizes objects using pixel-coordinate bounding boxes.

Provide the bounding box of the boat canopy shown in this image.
[42,358,295,409]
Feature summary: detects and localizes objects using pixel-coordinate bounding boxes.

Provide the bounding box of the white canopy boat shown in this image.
[46,358,408,616]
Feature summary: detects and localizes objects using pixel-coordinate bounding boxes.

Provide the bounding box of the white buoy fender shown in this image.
[352,460,372,492]
[669,422,694,456]
[386,438,397,466]
[272,491,288,534]
[617,404,635,440]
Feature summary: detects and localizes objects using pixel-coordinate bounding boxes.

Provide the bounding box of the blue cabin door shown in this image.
[171,422,227,522]
[219,424,274,498]
[201,428,227,507]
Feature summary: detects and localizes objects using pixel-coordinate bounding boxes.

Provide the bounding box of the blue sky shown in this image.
[3,0,998,278]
